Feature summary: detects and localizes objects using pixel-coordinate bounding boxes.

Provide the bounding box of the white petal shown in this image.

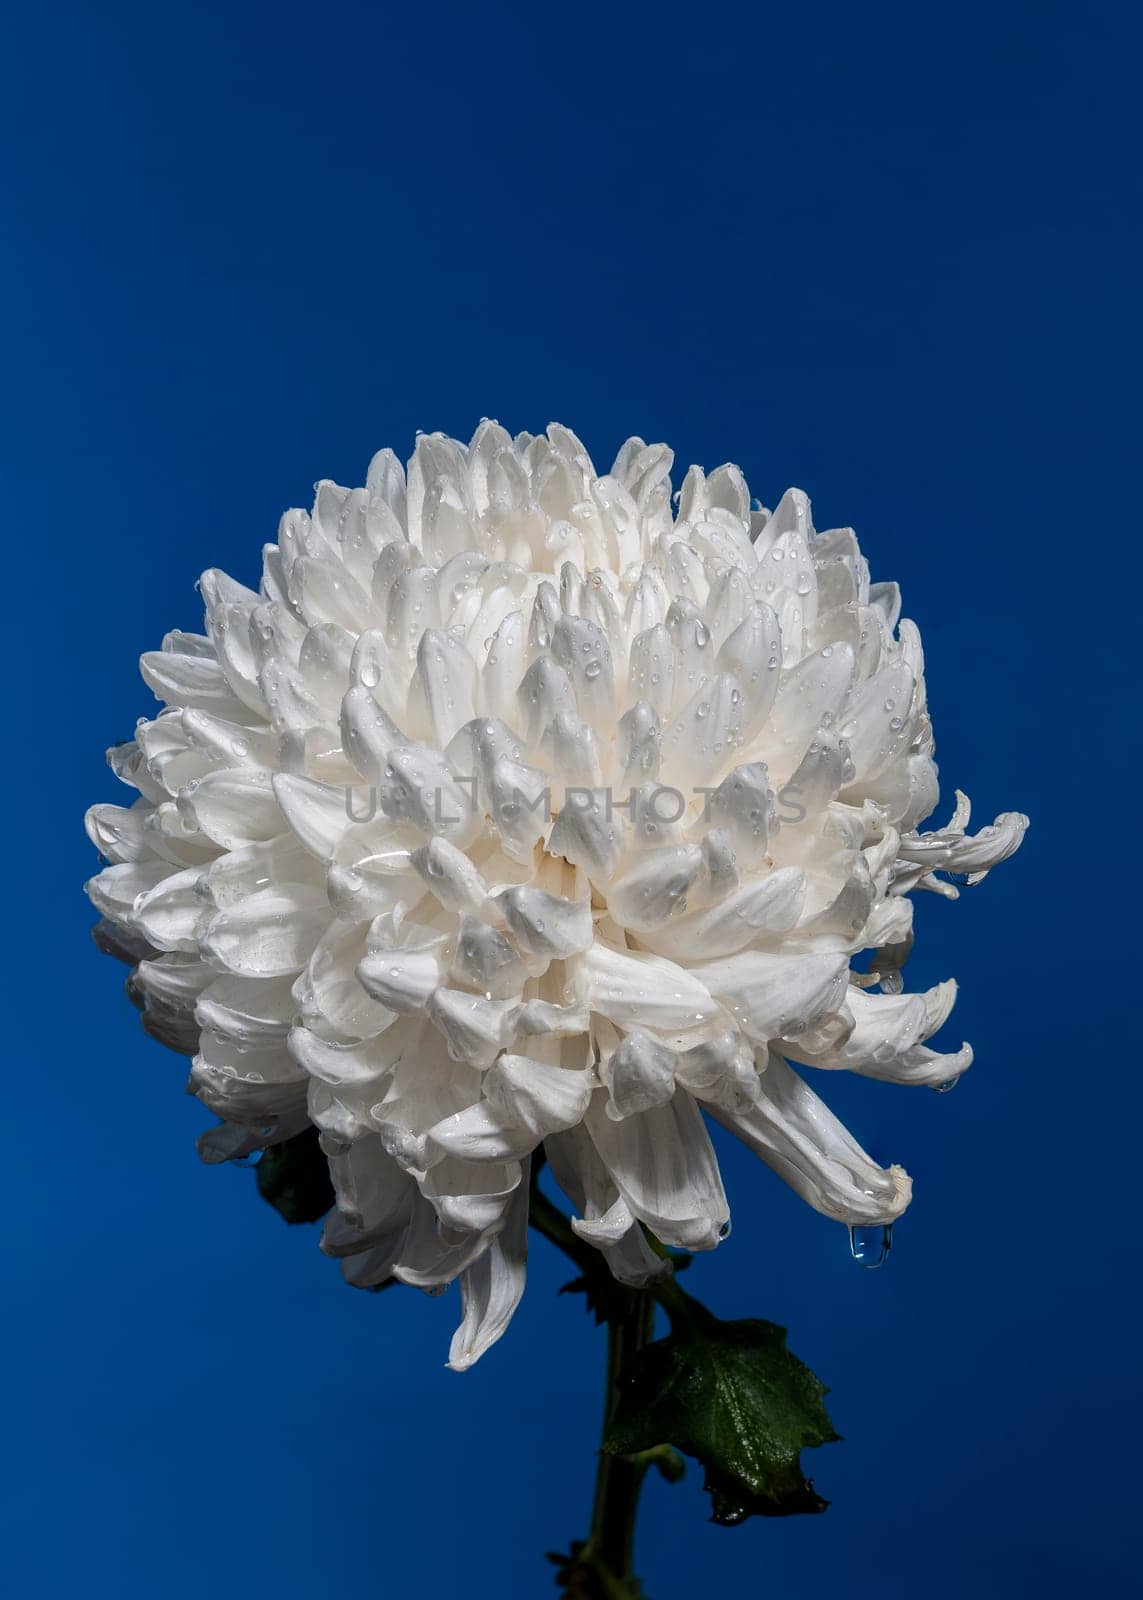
[605,845,704,931]
[449,915,527,998]
[201,888,327,978]
[340,684,408,783]
[498,886,593,959]
[181,710,277,770]
[782,732,855,818]
[551,614,615,731]
[131,866,209,952]
[615,701,661,787]
[326,1135,412,1233]
[789,980,971,1086]
[585,1091,729,1250]
[601,1030,677,1119]
[673,1031,760,1112]
[380,745,479,845]
[85,859,174,923]
[195,973,296,1043]
[294,920,396,1040]
[357,943,446,1014]
[548,793,624,884]
[272,774,348,860]
[426,988,518,1067]
[543,711,603,789]
[447,1168,530,1371]
[715,604,782,729]
[897,806,1029,880]
[575,943,718,1030]
[288,555,371,632]
[639,867,806,960]
[765,644,855,774]
[626,624,675,720]
[418,1156,524,1237]
[414,629,477,746]
[543,1124,671,1286]
[289,1023,403,1089]
[487,757,551,861]
[135,953,214,1009]
[838,658,916,784]
[517,655,577,750]
[710,1053,912,1225]
[140,648,258,722]
[689,950,848,1044]
[411,837,493,916]
[484,1055,592,1136]
[660,673,747,787]
[85,801,153,864]
[704,763,776,865]
[481,610,526,723]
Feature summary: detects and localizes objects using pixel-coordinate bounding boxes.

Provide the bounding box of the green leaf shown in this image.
[603,1295,839,1522]
[255,1128,335,1224]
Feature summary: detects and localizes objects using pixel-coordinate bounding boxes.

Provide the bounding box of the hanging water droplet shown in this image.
[933,1075,961,1094]
[848,1224,893,1268]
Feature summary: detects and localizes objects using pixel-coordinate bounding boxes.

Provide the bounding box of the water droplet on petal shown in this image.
[849,1224,893,1268]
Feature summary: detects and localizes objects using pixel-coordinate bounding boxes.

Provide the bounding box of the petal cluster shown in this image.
[85,423,1026,1367]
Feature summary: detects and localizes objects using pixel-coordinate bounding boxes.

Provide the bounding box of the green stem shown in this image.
[529,1174,660,1597]
[585,1289,656,1587]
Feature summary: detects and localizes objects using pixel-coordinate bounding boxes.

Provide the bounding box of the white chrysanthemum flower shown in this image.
[85,423,1026,1368]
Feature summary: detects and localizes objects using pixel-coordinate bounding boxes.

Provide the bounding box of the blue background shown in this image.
[4,1,1139,1594]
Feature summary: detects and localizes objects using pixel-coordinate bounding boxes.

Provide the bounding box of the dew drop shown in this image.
[848,1224,893,1269]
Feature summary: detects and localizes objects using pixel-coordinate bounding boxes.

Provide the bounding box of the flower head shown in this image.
[85,423,1026,1367]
